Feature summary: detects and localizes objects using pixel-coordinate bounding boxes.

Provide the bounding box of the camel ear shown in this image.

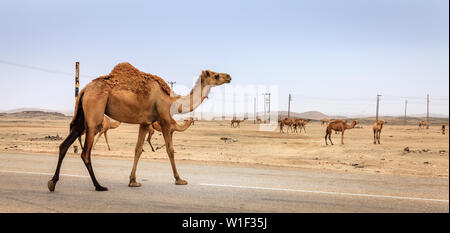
[203,70,210,77]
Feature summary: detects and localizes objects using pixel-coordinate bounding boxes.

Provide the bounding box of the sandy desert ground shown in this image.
[0,115,448,178]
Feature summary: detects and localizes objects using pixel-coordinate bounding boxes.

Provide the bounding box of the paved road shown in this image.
[0,153,448,212]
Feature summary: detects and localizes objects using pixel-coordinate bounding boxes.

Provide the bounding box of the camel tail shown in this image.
[70,89,86,133]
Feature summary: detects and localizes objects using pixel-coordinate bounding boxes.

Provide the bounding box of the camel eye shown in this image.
[214,74,219,79]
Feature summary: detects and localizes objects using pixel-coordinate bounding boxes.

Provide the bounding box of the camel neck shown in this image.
[346,122,356,129]
[175,120,193,132]
[170,77,210,115]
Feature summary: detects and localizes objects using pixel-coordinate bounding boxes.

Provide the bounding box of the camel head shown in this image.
[201,70,232,87]
[184,117,194,122]
[351,120,359,127]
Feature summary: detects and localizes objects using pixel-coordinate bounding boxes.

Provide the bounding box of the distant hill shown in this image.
[276,111,329,120]
[1,108,73,116]
[0,111,70,120]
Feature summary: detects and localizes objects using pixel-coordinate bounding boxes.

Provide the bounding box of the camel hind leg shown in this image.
[325,129,333,145]
[78,87,109,191]
[49,93,86,192]
[81,126,108,191]
[48,126,83,192]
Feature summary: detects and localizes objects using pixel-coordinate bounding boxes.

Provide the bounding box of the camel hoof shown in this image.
[95,186,109,191]
[48,180,56,192]
[175,179,188,185]
[128,181,142,187]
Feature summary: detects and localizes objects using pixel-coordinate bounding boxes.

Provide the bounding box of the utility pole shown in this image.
[254,97,256,124]
[376,94,382,121]
[288,94,291,118]
[262,94,267,123]
[404,99,407,125]
[75,62,79,99]
[74,62,80,153]
[168,81,176,89]
[427,94,430,129]
[262,93,271,123]
[267,93,271,122]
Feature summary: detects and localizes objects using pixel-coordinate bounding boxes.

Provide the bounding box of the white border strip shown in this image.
[200,183,449,203]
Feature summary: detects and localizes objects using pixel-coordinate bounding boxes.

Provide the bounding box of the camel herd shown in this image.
[49,62,447,192]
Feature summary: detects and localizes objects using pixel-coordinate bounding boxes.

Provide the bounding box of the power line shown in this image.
[0,59,96,78]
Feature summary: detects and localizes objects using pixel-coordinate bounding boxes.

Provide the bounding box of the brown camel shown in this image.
[325,119,358,145]
[321,118,329,126]
[292,118,309,133]
[231,117,247,128]
[77,115,121,151]
[442,122,446,135]
[418,121,429,129]
[279,117,294,133]
[256,117,262,123]
[48,62,231,192]
[147,117,195,152]
[293,118,310,133]
[372,120,386,144]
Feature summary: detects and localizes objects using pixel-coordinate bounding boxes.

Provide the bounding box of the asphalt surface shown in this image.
[0,152,448,213]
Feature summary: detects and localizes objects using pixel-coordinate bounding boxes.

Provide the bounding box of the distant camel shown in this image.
[293,119,310,133]
[373,120,386,144]
[419,121,429,129]
[256,117,262,123]
[442,122,446,135]
[147,118,195,152]
[325,119,358,145]
[279,117,294,133]
[78,115,121,151]
[321,118,330,126]
[231,117,247,128]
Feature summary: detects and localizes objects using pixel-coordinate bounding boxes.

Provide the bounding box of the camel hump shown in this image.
[96,62,171,96]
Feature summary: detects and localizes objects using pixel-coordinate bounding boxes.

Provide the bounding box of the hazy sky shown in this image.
[0,0,448,116]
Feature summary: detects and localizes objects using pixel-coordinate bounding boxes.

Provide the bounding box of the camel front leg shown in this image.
[129,124,148,187]
[93,131,104,150]
[341,131,345,144]
[103,131,111,150]
[146,126,156,152]
[161,125,187,185]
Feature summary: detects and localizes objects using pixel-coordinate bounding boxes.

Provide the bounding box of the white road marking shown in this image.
[200,183,449,203]
[0,170,89,178]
